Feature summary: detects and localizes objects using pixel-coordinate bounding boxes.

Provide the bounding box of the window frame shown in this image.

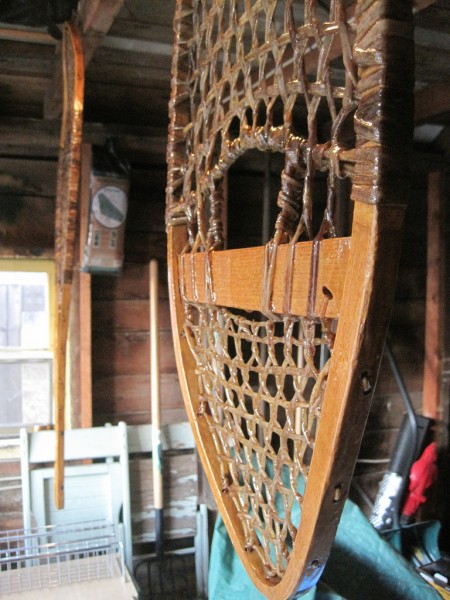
[0,259,55,432]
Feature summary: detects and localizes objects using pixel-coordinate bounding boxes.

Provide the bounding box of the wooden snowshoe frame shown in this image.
[54,20,84,509]
[166,1,414,597]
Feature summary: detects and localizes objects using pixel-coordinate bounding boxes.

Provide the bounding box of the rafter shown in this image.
[44,0,125,119]
[77,0,125,66]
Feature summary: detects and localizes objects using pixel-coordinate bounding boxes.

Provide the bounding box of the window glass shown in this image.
[0,265,53,428]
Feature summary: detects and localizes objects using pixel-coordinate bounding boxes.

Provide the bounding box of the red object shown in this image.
[402,442,438,518]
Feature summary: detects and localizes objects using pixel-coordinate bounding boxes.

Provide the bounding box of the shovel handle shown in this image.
[150,260,163,513]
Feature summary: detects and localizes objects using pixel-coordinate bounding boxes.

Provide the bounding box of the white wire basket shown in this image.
[0,520,125,595]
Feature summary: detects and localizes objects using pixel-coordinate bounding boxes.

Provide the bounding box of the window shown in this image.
[0,260,54,428]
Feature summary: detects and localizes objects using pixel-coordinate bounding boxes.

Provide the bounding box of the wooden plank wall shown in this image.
[0,153,185,427]
[0,145,447,529]
[0,153,187,533]
[0,157,56,256]
[352,152,447,516]
[90,164,185,427]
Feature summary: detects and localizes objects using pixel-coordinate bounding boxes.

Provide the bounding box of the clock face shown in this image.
[92,185,127,228]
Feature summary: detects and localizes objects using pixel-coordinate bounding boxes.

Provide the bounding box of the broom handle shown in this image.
[150,259,163,555]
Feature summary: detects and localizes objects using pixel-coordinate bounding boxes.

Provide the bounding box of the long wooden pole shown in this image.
[423,171,445,423]
[149,259,164,554]
[54,21,84,509]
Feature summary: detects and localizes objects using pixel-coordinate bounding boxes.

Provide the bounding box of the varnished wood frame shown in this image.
[178,238,350,319]
[54,20,84,509]
[167,1,414,598]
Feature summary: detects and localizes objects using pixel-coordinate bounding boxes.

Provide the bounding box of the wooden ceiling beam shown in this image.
[44,0,125,120]
[0,26,55,45]
[0,117,168,161]
[0,26,173,57]
[101,35,173,56]
[77,0,125,66]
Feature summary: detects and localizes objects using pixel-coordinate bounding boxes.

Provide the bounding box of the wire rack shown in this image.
[0,520,125,595]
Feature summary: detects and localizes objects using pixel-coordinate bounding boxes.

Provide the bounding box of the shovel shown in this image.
[134,260,196,599]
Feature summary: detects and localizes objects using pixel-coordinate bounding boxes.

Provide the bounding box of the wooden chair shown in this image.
[20,422,208,597]
[20,422,133,573]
